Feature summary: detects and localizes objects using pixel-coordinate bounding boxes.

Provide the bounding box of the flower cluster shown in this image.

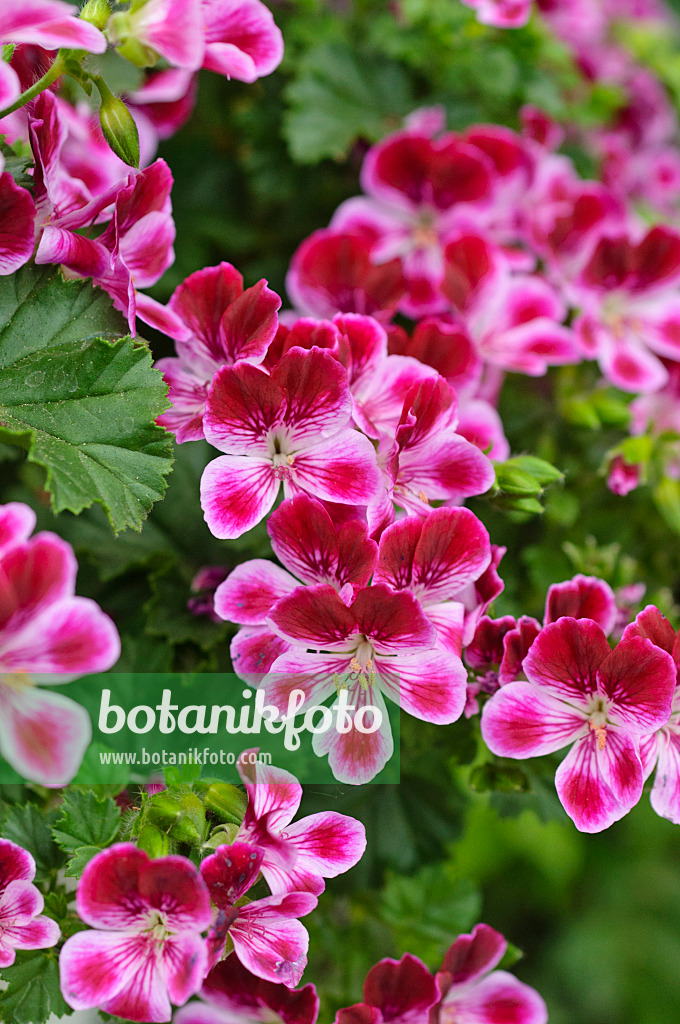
[0,501,120,786]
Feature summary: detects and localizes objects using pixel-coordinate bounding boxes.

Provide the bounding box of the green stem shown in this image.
[0,52,66,119]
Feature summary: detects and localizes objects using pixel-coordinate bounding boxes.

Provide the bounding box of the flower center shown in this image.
[0,672,35,693]
[333,638,376,692]
[586,696,611,751]
[144,910,171,943]
[268,432,295,480]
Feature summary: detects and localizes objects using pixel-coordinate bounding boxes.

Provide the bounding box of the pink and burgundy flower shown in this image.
[434,924,548,1024]
[200,347,380,539]
[108,0,205,71]
[59,844,213,1022]
[335,952,440,1024]
[0,839,60,967]
[216,495,377,681]
[200,842,317,987]
[373,506,493,652]
[0,502,120,786]
[460,0,532,28]
[234,749,367,895]
[0,158,35,275]
[262,581,468,783]
[0,1,107,56]
[156,262,281,442]
[201,0,284,83]
[481,616,676,831]
[175,955,319,1024]
[286,230,406,323]
[573,226,680,392]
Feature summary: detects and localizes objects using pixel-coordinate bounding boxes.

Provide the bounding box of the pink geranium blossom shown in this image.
[156,262,281,442]
[175,955,319,1024]
[0,502,120,786]
[262,581,468,783]
[0,839,60,967]
[335,952,440,1024]
[481,616,676,831]
[216,494,377,682]
[108,0,205,71]
[460,0,532,28]
[200,842,317,987]
[573,225,680,392]
[0,160,35,275]
[59,844,212,1022]
[200,347,380,539]
[234,749,366,895]
[434,924,548,1024]
[201,0,284,82]
[0,1,107,53]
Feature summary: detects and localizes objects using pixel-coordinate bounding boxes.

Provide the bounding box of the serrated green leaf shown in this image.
[0,266,173,533]
[0,952,71,1024]
[0,804,65,878]
[63,845,103,878]
[53,789,121,853]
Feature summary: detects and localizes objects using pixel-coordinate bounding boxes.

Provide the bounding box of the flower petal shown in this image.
[440,923,506,985]
[481,680,587,758]
[555,728,643,832]
[215,561,298,626]
[312,684,394,785]
[362,953,439,1023]
[200,455,279,540]
[597,635,675,734]
[287,431,380,507]
[522,617,611,703]
[375,649,466,724]
[441,969,547,1024]
[0,686,91,787]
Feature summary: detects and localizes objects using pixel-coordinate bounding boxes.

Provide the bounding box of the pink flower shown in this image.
[286,230,406,323]
[460,0,532,28]
[0,839,60,967]
[607,454,641,496]
[200,347,380,539]
[262,581,468,783]
[481,617,676,831]
[0,160,35,275]
[234,749,366,895]
[216,494,377,681]
[200,843,317,987]
[108,0,205,71]
[434,924,548,1024]
[441,233,579,375]
[127,68,198,143]
[369,376,495,531]
[625,606,680,825]
[156,262,281,442]
[201,0,284,82]
[175,955,319,1024]
[373,506,493,652]
[464,615,516,716]
[574,226,680,392]
[0,502,120,786]
[331,130,493,317]
[59,844,212,1022]
[0,1,107,54]
[335,953,440,1024]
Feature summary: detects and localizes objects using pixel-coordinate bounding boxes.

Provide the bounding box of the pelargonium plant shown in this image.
[6,1,680,1022]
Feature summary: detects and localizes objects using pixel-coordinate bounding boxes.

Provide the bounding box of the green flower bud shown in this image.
[95,78,140,168]
[494,464,543,497]
[80,0,111,31]
[505,456,563,486]
[205,784,248,825]
[107,11,159,68]
[168,792,206,846]
[147,792,182,830]
[137,823,170,858]
[204,823,241,850]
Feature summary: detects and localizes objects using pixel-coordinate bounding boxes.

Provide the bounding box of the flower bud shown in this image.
[204,823,240,850]
[147,791,182,829]
[168,792,206,846]
[205,783,248,825]
[107,11,159,68]
[80,0,111,31]
[137,823,170,858]
[95,78,140,168]
[494,464,543,497]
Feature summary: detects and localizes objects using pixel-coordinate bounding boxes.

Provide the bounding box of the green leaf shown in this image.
[0,804,65,878]
[63,845,104,878]
[0,266,173,533]
[52,789,121,853]
[0,952,72,1024]
[283,42,413,163]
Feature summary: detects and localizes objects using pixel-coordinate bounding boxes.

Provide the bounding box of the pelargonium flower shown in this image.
[369,376,495,532]
[573,225,680,392]
[0,1,107,58]
[434,924,548,1024]
[331,129,493,317]
[460,0,532,28]
[286,230,406,323]
[107,0,205,71]
[335,952,440,1024]
[216,494,377,682]
[0,839,60,967]
[59,844,213,1022]
[234,748,366,895]
[156,262,281,442]
[373,506,493,652]
[0,501,120,786]
[0,157,35,275]
[464,615,517,716]
[624,606,680,824]
[201,0,284,83]
[175,955,319,1024]
[481,616,676,831]
[200,842,317,987]
[262,581,468,783]
[200,347,380,539]
[441,233,579,375]
[269,314,437,441]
